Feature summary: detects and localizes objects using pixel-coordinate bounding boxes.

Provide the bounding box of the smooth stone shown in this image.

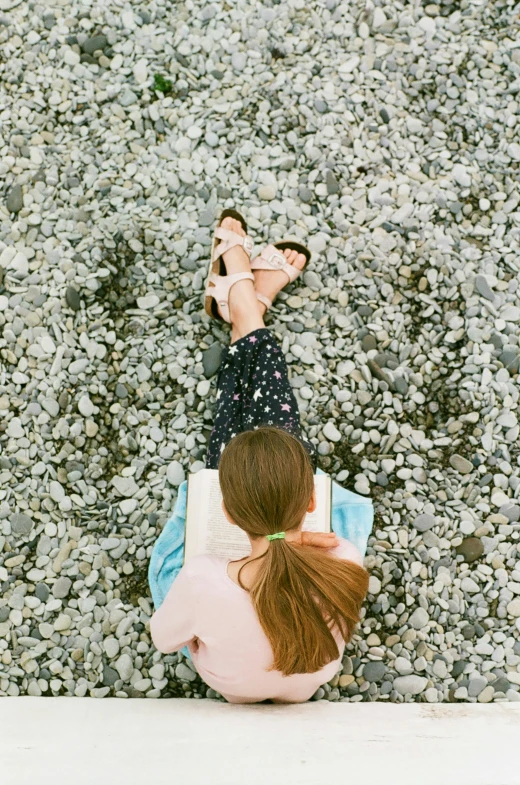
[167,460,185,486]
[363,661,386,682]
[34,583,50,602]
[323,421,341,442]
[449,454,473,474]
[202,343,222,377]
[468,675,487,697]
[49,481,65,503]
[361,334,377,352]
[119,90,138,107]
[502,505,520,522]
[502,306,520,322]
[379,107,391,123]
[507,599,520,617]
[308,234,328,255]
[413,513,436,532]
[65,286,81,310]
[408,607,429,630]
[258,185,276,201]
[508,142,520,161]
[10,513,34,536]
[325,170,339,195]
[196,379,211,397]
[452,164,471,187]
[176,662,197,682]
[456,537,484,563]
[299,186,313,203]
[78,396,95,417]
[111,476,138,497]
[137,294,160,309]
[6,184,23,213]
[104,638,120,658]
[81,35,108,54]
[500,348,520,372]
[115,653,133,681]
[199,209,214,227]
[393,675,428,696]
[475,275,495,301]
[102,665,120,687]
[393,377,409,395]
[115,383,128,399]
[52,577,72,599]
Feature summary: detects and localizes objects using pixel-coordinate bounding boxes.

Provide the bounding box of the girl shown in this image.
[149,211,370,704]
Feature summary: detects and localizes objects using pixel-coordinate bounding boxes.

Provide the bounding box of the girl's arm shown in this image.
[149,566,197,653]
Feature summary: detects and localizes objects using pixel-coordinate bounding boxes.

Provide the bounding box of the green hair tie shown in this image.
[266,532,286,541]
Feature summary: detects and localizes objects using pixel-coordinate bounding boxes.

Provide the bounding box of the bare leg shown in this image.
[215,217,265,344]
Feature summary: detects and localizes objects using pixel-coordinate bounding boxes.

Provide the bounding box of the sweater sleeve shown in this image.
[149,564,198,653]
[329,537,364,567]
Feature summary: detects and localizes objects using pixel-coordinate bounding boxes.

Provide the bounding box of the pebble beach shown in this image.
[1,0,520,703]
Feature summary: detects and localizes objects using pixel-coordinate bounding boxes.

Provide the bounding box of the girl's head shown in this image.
[219,425,369,677]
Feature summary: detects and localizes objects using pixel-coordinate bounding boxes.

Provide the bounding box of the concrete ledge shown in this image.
[2,699,519,785]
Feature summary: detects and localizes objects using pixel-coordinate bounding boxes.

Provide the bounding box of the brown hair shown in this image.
[219,425,369,676]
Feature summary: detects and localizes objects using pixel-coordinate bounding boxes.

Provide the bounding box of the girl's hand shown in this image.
[286,531,339,549]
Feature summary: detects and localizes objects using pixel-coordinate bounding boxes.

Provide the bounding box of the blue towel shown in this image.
[148,467,374,660]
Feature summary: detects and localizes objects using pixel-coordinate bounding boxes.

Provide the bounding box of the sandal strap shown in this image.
[213,227,254,263]
[206,271,255,324]
[256,292,272,309]
[250,244,301,284]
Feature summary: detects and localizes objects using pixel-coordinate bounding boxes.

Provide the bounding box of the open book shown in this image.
[184,468,332,562]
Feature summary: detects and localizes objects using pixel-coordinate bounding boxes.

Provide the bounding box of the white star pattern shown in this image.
[204,328,318,472]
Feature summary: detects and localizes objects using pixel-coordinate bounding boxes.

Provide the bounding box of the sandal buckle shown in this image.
[243,236,254,255]
[268,252,286,269]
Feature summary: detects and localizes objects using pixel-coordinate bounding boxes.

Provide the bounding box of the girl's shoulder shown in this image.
[182,553,230,578]
[328,536,364,567]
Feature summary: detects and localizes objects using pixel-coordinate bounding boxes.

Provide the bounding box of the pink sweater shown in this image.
[149,537,363,704]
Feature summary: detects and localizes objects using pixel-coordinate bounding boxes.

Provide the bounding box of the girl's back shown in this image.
[150,536,363,704]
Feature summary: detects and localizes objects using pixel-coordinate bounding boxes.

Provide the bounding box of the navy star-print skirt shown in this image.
[205,327,318,471]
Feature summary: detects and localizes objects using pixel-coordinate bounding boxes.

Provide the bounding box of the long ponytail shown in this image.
[219,426,369,676]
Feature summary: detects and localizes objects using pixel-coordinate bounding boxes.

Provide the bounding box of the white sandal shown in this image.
[204,209,255,324]
[250,241,311,312]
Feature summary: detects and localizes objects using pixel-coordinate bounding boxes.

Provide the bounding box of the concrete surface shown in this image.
[2,699,520,785]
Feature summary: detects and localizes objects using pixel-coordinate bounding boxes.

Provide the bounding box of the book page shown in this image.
[302,476,330,533]
[188,470,330,559]
[202,479,253,559]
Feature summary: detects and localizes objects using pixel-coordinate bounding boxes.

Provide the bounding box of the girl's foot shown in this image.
[253,249,308,316]
[215,216,265,343]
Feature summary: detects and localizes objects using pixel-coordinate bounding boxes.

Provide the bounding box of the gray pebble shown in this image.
[393,676,428,696]
[52,577,72,599]
[408,607,429,630]
[361,334,377,352]
[6,184,23,213]
[363,661,386,682]
[10,513,34,536]
[176,662,198,682]
[66,286,81,311]
[449,454,473,474]
[81,35,108,55]
[413,513,436,532]
[475,275,495,301]
[325,170,339,195]
[34,583,50,602]
[203,343,223,377]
